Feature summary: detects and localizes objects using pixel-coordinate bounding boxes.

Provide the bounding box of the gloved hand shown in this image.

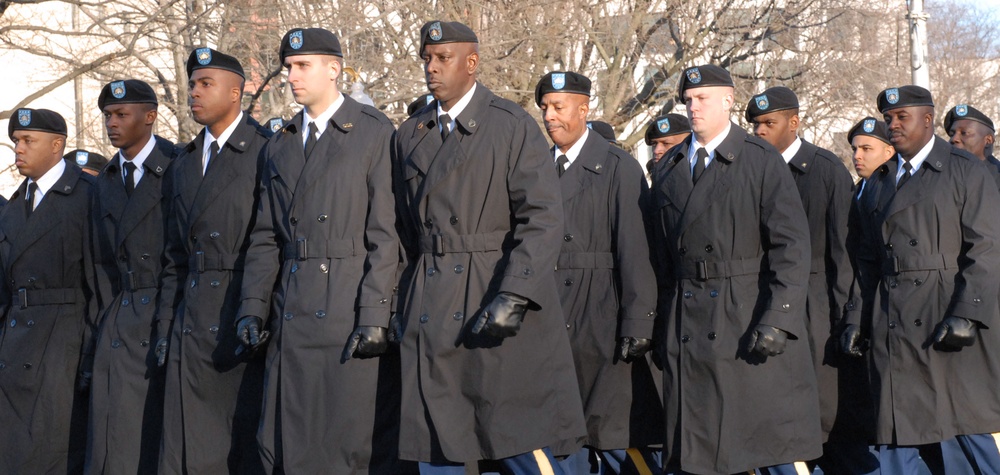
[933,316,978,349]
[236,316,266,355]
[472,292,529,338]
[343,326,389,360]
[746,324,788,357]
[388,313,402,344]
[154,338,169,367]
[618,337,652,361]
[840,324,864,357]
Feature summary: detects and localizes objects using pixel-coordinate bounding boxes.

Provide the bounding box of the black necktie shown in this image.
[123,162,136,197]
[693,147,709,184]
[896,161,913,190]
[205,141,219,174]
[439,114,453,142]
[25,182,37,216]
[304,122,319,160]
[556,154,569,177]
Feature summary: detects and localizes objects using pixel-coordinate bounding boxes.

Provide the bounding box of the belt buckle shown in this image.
[18,288,27,309]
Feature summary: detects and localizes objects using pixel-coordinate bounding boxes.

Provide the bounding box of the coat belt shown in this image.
[188,251,244,273]
[14,287,80,309]
[881,253,957,276]
[417,231,507,255]
[123,270,158,292]
[281,237,362,261]
[676,257,761,281]
[555,252,614,270]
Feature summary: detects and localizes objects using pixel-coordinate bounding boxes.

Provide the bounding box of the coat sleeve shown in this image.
[756,149,811,338]
[498,114,564,308]
[613,156,657,339]
[154,165,187,340]
[950,159,1000,326]
[237,140,281,323]
[79,183,101,372]
[824,161,855,329]
[356,125,401,328]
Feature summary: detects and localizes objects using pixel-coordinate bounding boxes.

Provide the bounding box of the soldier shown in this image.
[88,79,177,473]
[643,113,690,178]
[535,71,662,474]
[649,65,821,473]
[0,108,97,473]
[944,104,1000,189]
[841,85,1000,473]
[393,20,586,473]
[154,48,269,474]
[64,149,110,177]
[745,86,856,472]
[849,117,895,186]
[237,28,408,474]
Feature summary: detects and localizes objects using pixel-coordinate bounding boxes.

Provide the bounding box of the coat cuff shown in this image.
[759,304,803,340]
[951,298,991,329]
[358,306,390,328]
[238,298,269,321]
[620,311,656,340]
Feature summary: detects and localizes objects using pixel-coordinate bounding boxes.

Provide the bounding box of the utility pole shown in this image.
[72,3,84,149]
[907,0,931,89]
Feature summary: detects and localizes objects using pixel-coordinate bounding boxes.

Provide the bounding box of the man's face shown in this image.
[189,68,240,127]
[949,119,994,161]
[851,135,894,180]
[751,111,798,152]
[422,43,477,108]
[103,103,154,151]
[284,54,338,109]
[540,92,588,151]
[684,86,733,141]
[884,106,933,158]
[650,133,690,162]
[11,130,63,180]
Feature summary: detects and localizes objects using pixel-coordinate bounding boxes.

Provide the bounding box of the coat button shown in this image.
[22,363,31,369]
[913,279,922,286]
[679,247,687,255]
[141,253,150,260]
[320,263,329,273]
[419,314,429,323]
[453,312,463,320]
[563,234,573,242]
[424,218,434,228]
[847,302,856,310]
[290,217,298,225]
[710,290,718,298]
[681,335,690,343]
[909,239,918,246]
[8,319,15,328]
[566,324,571,329]
[427,267,437,276]
[885,243,893,250]
[112,339,121,348]
[380,298,388,304]
[141,296,150,304]
[450,216,459,225]
[0,362,5,370]
[315,311,326,318]
[318,214,328,222]
[122,298,130,306]
[683,291,693,298]
[26,320,33,328]
[283,312,293,321]
[974,298,982,303]
[210,232,220,239]
[705,244,713,252]
[210,325,219,334]
[522,267,532,276]
[564,278,573,286]
[889,281,898,289]
[210,281,220,288]
[782,303,790,309]
[454,265,464,274]
[190,279,197,288]
[183,327,192,335]
[888,321,897,329]
[140,339,149,347]
[708,332,717,340]
[291,264,298,273]
[914,319,922,326]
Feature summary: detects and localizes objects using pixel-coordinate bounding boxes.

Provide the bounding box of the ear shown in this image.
[722,93,734,112]
[145,109,158,126]
[789,114,800,132]
[578,100,590,119]
[987,134,996,146]
[51,136,64,155]
[329,59,342,82]
[466,51,479,75]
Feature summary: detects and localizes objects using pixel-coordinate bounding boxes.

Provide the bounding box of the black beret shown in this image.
[745,86,799,122]
[407,94,435,116]
[8,108,67,139]
[644,113,691,145]
[419,20,478,55]
[587,121,617,143]
[187,47,245,79]
[265,117,285,133]
[944,104,994,133]
[280,28,343,62]
[534,71,591,106]
[98,79,158,110]
[677,64,734,99]
[64,149,109,172]
[877,85,934,113]
[847,116,891,146]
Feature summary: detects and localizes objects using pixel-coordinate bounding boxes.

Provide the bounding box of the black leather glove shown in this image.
[235,316,267,356]
[387,313,402,344]
[472,292,529,338]
[343,326,388,360]
[840,324,864,357]
[618,337,652,361]
[933,316,978,349]
[746,324,787,357]
[154,338,169,367]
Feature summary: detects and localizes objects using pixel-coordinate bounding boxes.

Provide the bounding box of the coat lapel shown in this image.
[789,140,816,181]
[99,154,128,230]
[115,141,172,248]
[559,132,608,202]
[678,126,741,234]
[885,137,946,221]
[188,116,257,226]
[415,84,490,206]
[10,166,82,267]
[291,96,362,203]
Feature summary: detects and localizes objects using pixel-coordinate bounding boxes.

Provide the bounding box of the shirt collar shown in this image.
[897,136,935,179]
[438,82,477,122]
[303,93,345,136]
[119,134,157,171]
[30,156,67,197]
[781,137,802,164]
[688,122,732,162]
[205,111,244,152]
[555,128,590,166]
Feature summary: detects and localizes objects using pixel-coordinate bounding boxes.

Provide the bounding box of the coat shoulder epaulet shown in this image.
[743,134,773,154]
[814,146,845,168]
[488,95,530,120]
[359,104,394,128]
